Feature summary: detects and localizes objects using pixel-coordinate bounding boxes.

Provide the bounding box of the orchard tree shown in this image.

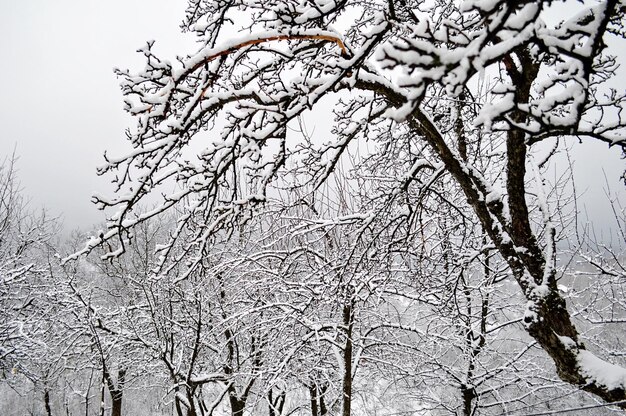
[0,154,59,394]
[72,0,626,410]
[351,156,578,416]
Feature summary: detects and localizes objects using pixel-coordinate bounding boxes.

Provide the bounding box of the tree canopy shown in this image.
[47,0,626,414]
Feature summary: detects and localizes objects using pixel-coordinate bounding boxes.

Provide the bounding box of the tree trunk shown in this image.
[103,367,126,416]
[269,390,276,416]
[110,393,122,416]
[44,388,52,416]
[99,369,107,416]
[186,403,198,416]
[354,63,626,408]
[319,384,327,416]
[174,392,184,416]
[342,302,353,416]
[268,388,286,416]
[309,384,319,416]
[85,388,90,416]
[110,368,125,416]
[461,384,475,416]
[309,383,328,416]
[229,396,245,416]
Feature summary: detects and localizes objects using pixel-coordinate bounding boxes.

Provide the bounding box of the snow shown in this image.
[577,350,626,391]
[175,392,190,408]
[505,3,540,30]
[460,0,501,13]
[176,28,346,80]
[530,157,556,287]
[556,335,577,350]
[524,300,538,324]
[189,373,223,384]
[474,89,515,130]
[557,336,626,391]
[485,190,502,205]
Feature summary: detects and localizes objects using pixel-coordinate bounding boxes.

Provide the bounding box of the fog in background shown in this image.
[0,0,194,232]
[0,0,623,238]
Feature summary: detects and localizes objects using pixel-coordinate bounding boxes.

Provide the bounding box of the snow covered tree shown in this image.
[0,154,58,379]
[74,0,626,410]
[0,155,86,416]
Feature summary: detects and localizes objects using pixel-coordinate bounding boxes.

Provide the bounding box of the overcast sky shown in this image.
[0,1,624,238]
[0,0,193,232]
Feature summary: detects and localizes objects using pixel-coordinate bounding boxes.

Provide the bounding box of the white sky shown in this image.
[0,1,624,237]
[0,0,194,231]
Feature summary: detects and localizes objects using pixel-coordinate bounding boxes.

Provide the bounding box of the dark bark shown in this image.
[103,365,126,416]
[459,256,491,416]
[461,384,475,416]
[319,384,327,416]
[268,388,286,416]
[110,394,123,416]
[223,324,248,416]
[309,383,328,416]
[186,390,198,416]
[110,369,125,416]
[84,369,93,416]
[500,48,590,394]
[219,278,261,416]
[229,395,246,416]
[174,387,184,416]
[309,384,319,416]
[352,59,626,407]
[454,91,468,162]
[502,49,545,286]
[184,298,204,416]
[342,302,353,416]
[221,278,244,416]
[44,388,52,416]
[100,372,106,416]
